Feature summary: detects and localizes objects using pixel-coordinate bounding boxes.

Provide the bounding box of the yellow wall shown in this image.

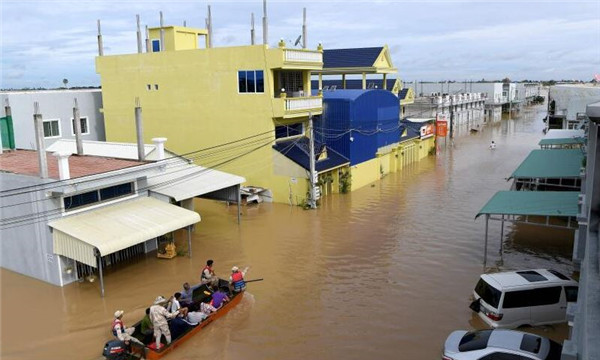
[97,45,316,203]
[350,157,380,191]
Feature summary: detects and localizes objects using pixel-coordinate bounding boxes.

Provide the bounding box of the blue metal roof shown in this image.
[312,79,397,91]
[322,47,384,68]
[273,137,349,173]
[321,89,375,101]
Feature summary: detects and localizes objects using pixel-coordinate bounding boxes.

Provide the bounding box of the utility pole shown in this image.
[449,95,454,138]
[250,13,255,45]
[97,20,104,56]
[308,113,317,209]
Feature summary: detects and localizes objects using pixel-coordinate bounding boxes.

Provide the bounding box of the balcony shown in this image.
[272,95,322,119]
[280,48,323,70]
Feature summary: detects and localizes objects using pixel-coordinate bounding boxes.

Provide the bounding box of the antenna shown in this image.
[294,35,302,47]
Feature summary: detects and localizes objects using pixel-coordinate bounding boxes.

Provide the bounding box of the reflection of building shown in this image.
[1,90,105,151]
[563,101,600,360]
[97,24,323,204]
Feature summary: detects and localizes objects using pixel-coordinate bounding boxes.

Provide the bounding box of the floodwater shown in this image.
[0,99,575,360]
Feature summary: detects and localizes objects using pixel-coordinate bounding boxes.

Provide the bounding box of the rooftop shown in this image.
[510,149,584,179]
[0,150,145,180]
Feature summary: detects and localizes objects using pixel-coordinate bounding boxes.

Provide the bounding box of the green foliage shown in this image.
[339,171,352,194]
[317,173,333,186]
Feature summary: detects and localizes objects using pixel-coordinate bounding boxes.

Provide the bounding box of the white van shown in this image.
[470,269,578,328]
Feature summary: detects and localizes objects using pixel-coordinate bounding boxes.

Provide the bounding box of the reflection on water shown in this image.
[0,101,574,360]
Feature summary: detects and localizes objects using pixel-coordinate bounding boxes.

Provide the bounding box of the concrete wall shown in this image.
[0,90,105,150]
[408,82,506,104]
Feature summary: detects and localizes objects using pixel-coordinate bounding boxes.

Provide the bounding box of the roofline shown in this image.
[317,162,350,174]
[315,67,398,75]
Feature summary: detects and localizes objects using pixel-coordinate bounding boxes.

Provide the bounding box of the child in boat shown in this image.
[169,292,189,317]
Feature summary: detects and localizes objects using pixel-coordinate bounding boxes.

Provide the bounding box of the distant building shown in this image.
[0,89,105,150]
[546,84,600,130]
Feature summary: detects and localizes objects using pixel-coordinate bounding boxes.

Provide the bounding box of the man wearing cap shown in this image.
[149,296,180,349]
[112,310,143,345]
[229,266,248,293]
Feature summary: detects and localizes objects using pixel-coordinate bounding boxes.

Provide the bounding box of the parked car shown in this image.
[442,329,562,360]
[470,269,578,328]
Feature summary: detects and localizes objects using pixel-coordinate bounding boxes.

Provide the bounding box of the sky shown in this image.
[1,0,599,89]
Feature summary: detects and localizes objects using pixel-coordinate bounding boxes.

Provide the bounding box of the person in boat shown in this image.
[112,310,144,346]
[186,310,208,324]
[140,308,154,344]
[210,284,230,309]
[149,296,180,350]
[201,259,218,286]
[489,140,497,149]
[200,299,218,316]
[169,292,189,317]
[179,282,194,307]
[229,266,248,293]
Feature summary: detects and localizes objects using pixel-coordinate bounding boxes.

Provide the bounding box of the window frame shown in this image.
[237,70,265,94]
[43,118,62,138]
[70,116,90,136]
[62,182,136,213]
[152,39,161,52]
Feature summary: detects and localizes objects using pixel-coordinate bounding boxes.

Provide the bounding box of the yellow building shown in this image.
[97,26,338,204]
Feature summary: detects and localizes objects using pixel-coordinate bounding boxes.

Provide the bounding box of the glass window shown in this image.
[564,286,578,302]
[479,353,527,360]
[256,70,264,93]
[100,183,133,201]
[71,117,89,135]
[475,278,502,308]
[517,270,548,282]
[520,334,542,353]
[43,119,61,138]
[238,71,247,93]
[458,330,492,352]
[152,39,160,52]
[275,123,304,139]
[503,290,531,309]
[247,71,255,92]
[530,287,561,306]
[64,190,99,210]
[547,270,569,280]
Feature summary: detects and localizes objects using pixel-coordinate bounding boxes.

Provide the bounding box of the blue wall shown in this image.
[317,90,400,165]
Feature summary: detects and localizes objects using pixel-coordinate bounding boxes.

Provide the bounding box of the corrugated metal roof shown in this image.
[538,130,585,146]
[312,79,397,91]
[148,164,246,202]
[272,138,349,173]
[322,47,384,68]
[321,89,379,101]
[476,191,579,218]
[511,149,584,179]
[46,139,176,161]
[49,197,200,267]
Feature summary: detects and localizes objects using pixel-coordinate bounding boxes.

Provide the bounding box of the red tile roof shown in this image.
[0,150,146,179]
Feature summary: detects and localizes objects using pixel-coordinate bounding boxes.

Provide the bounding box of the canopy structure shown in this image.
[49,196,200,296]
[539,129,585,149]
[148,164,246,223]
[476,191,579,267]
[510,149,583,190]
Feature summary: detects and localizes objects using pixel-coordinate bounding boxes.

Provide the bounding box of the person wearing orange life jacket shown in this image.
[201,259,218,286]
[112,310,143,346]
[229,266,248,293]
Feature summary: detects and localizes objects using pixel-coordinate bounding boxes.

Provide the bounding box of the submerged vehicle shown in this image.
[103,278,244,360]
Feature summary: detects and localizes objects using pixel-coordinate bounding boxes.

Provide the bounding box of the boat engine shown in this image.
[102,339,130,360]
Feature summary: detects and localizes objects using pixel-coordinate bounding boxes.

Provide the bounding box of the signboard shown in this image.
[420,123,435,139]
[436,120,448,137]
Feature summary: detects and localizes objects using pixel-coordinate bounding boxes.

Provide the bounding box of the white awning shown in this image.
[49,197,201,267]
[148,164,246,202]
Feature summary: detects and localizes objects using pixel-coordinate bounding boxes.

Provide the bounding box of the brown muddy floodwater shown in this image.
[0,100,575,360]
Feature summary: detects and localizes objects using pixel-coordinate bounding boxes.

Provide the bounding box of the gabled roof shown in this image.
[273,137,349,173]
[323,47,383,68]
[510,149,583,179]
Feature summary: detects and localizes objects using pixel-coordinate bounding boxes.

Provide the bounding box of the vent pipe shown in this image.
[262,0,268,45]
[152,137,167,160]
[54,152,71,180]
[134,98,145,161]
[302,8,307,49]
[250,13,255,45]
[97,20,104,56]
[33,102,48,179]
[73,98,84,155]
[136,15,143,53]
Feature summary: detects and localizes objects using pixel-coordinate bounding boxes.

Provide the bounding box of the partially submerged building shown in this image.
[546,84,600,130]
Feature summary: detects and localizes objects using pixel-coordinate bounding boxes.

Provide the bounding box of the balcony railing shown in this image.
[285,96,322,111]
[283,49,322,64]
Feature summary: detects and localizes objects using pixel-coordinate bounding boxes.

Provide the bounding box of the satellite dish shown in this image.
[294,34,302,46]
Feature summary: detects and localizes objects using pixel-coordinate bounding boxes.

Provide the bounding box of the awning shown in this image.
[510,149,584,179]
[49,197,201,267]
[148,164,246,202]
[476,191,579,218]
[538,129,585,147]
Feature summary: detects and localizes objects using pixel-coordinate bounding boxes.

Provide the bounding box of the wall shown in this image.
[409,82,505,104]
[0,90,105,150]
[549,85,600,121]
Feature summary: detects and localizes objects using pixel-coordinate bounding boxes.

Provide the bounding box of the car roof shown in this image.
[487,329,524,350]
[481,269,575,289]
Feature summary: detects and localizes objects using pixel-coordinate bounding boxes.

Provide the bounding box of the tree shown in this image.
[62,78,69,88]
[502,77,511,84]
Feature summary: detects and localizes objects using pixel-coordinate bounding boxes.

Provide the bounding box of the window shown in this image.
[43,119,61,138]
[564,286,578,302]
[458,330,492,352]
[71,117,89,135]
[475,278,502,308]
[547,269,569,280]
[530,287,561,306]
[478,353,527,360]
[152,39,161,52]
[520,334,542,353]
[503,290,530,309]
[238,70,264,94]
[275,123,304,139]
[517,270,547,282]
[63,182,134,211]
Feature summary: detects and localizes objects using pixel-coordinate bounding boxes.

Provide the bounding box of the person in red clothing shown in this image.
[201,259,217,285]
[229,266,248,293]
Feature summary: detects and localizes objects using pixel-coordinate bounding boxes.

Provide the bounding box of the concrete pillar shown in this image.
[53,152,71,180]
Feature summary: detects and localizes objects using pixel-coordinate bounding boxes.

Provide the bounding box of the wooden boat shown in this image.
[126,279,244,360]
